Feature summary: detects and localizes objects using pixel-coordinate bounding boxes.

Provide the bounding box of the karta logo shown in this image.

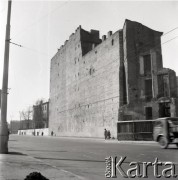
[105,156,177,178]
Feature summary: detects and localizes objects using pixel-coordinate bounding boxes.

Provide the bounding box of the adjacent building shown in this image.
[0,89,1,108]
[9,120,20,134]
[49,19,178,138]
[10,120,33,134]
[20,119,33,130]
[33,101,49,129]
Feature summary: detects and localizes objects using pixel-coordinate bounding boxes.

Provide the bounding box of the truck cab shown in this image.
[153,117,178,149]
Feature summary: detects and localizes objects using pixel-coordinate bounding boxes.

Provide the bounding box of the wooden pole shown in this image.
[0,0,12,153]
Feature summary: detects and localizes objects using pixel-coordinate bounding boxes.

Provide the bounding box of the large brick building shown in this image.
[49,19,178,138]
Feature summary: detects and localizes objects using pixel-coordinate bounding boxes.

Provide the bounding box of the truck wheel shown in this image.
[158,136,168,149]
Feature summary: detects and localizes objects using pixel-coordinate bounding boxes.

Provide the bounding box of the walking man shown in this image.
[104,129,107,140]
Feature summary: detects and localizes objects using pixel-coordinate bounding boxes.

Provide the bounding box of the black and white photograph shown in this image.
[0,0,178,179]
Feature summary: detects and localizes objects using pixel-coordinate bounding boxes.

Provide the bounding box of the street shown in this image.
[9,135,178,180]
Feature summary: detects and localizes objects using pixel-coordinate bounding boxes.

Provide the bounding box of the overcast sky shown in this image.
[0,0,178,122]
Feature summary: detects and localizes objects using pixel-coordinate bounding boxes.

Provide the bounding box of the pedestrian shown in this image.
[8,130,10,140]
[107,130,111,139]
[41,132,44,136]
[104,129,107,140]
[51,131,54,136]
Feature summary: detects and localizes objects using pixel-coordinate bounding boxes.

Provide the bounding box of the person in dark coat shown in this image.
[51,131,54,136]
[104,129,107,140]
[107,130,111,139]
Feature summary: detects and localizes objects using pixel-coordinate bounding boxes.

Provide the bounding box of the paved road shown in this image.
[9,135,178,180]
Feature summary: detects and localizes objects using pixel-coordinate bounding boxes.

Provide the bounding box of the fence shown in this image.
[117,120,155,140]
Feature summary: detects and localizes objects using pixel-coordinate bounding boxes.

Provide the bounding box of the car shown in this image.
[153,117,178,149]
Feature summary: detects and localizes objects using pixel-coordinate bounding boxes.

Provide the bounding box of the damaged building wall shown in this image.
[49,26,121,137]
[177,77,178,96]
[121,20,178,121]
[49,19,178,138]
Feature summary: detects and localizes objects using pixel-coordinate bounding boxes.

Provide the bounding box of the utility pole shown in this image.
[0,0,12,153]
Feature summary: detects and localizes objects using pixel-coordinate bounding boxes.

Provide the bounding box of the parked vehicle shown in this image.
[153,117,178,149]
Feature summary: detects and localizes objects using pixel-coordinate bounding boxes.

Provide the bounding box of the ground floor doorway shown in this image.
[159,102,170,117]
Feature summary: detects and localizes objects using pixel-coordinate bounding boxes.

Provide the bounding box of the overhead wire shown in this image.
[162,27,178,37]
[162,36,178,45]
[9,40,49,56]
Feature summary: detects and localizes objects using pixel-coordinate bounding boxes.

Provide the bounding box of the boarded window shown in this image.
[139,56,144,75]
[158,74,170,97]
[143,54,151,75]
[163,75,170,97]
[145,79,152,100]
[157,75,164,97]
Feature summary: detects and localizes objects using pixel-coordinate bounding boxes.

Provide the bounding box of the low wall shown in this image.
[117,120,155,140]
[18,128,49,136]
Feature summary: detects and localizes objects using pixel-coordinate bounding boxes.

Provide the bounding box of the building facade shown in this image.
[49,19,178,138]
[33,101,49,129]
[0,89,1,109]
[10,120,33,134]
[9,120,20,134]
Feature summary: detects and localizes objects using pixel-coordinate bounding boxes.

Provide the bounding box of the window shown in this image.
[139,56,144,75]
[154,121,163,127]
[89,66,95,75]
[169,119,178,125]
[143,54,151,75]
[89,68,92,75]
[145,79,152,100]
[111,39,114,46]
[158,74,170,97]
[145,107,152,120]
[163,75,170,97]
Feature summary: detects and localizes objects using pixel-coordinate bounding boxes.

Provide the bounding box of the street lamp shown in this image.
[0,0,12,154]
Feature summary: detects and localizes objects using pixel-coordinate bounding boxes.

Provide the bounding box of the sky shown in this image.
[0,0,178,122]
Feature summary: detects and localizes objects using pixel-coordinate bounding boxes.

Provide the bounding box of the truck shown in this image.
[153,117,178,149]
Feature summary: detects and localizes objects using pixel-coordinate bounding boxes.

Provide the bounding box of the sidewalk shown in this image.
[45,135,156,145]
[0,151,84,180]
